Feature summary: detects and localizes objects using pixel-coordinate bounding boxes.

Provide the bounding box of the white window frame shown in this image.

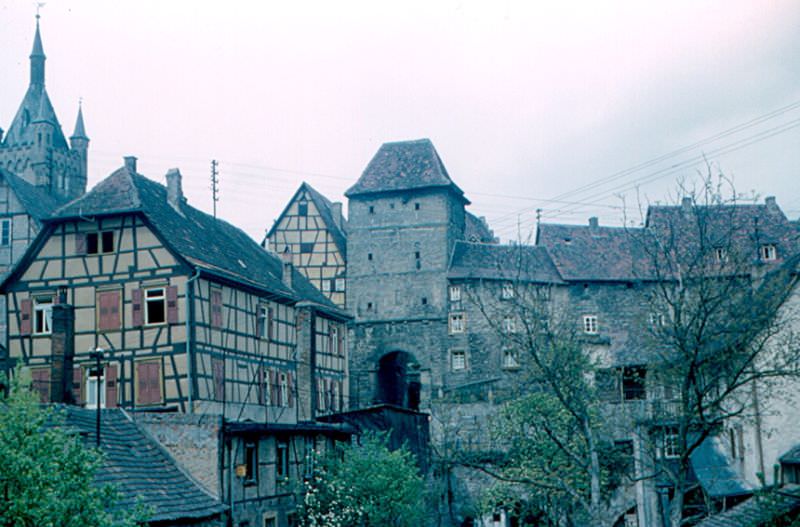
[501,282,514,300]
[713,246,727,264]
[663,426,680,459]
[257,305,272,340]
[449,285,462,303]
[449,313,465,334]
[451,350,467,371]
[279,372,289,407]
[85,368,106,409]
[0,218,10,247]
[502,315,517,333]
[144,287,167,325]
[33,296,53,335]
[761,244,777,261]
[502,349,520,370]
[335,277,346,292]
[583,315,598,335]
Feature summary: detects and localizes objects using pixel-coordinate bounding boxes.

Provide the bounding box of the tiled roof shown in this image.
[346,139,467,202]
[0,168,67,221]
[695,485,800,527]
[690,435,754,498]
[448,241,563,283]
[50,166,343,315]
[536,223,650,281]
[63,407,225,523]
[465,212,496,243]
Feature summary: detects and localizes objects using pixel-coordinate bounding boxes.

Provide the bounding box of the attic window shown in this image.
[761,244,777,261]
[415,203,420,210]
[368,205,375,214]
[85,231,115,255]
[237,259,247,269]
[564,238,572,244]
[298,201,308,216]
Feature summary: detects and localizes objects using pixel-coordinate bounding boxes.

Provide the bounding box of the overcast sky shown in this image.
[1,1,799,242]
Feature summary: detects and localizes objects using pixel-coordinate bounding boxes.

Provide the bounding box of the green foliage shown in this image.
[0,369,146,527]
[300,433,425,527]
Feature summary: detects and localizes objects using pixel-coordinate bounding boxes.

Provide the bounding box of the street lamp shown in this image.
[88,347,104,447]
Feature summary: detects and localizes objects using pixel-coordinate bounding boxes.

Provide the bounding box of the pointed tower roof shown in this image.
[70,104,88,140]
[31,16,45,59]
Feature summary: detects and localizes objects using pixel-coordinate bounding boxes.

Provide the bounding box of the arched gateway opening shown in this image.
[376,351,421,410]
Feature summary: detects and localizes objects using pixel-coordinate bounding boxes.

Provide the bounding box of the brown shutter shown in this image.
[166,286,179,324]
[257,366,265,405]
[212,358,224,401]
[72,365,83,404]
[268,308,274,340]
[105,364,118,408]
[98,291,121,331]
[137,361,161,406]
[211,290,222,328]
[269,369,277,406]
[337,329,344,357]
[19,298,32,336]
[131,289,143,327]
[75,233,87,255]
[31,368,50,402]
[287,372,294,408]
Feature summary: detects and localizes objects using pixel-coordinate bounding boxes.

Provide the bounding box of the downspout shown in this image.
[752,380,766,480]
[186,268,201,414]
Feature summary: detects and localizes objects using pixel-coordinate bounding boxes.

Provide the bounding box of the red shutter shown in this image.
[72,366,83,404]
[212,358,224,401]
[211,290,222,328]
[131,289,143,327]
[105,364,118,408]
[287,372,294,408]
[19,298,32,336]
[166,286,179,324]
[98,291,121,331]
[137,361,161,406]
[75,233,87,255]
[31,368,50,403]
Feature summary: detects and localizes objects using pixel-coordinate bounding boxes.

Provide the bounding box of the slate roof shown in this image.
[2,85,67,149]
[690,435,754,498]
[0,168,67,221]
[448,241,564,283]
[536,223,650,281]
[48,165,343,316]
[265,182,347,259]
[63,407,225,523]
[695,485,800,527]
[780,444,800,464]
[465,212,496,243]
[346,139,468,202]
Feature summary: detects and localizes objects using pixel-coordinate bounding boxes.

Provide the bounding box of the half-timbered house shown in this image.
[1,157,351,527]
[264,182,348,308]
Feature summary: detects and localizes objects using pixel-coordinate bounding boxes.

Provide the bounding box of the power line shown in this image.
[211,159,219,218]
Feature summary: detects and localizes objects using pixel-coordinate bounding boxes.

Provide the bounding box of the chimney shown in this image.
[765,196,778,214]
[124,156,137,173]
[50,302,76,404]
[166,168,184,210]
[331,202,344,229]
[281,247,293,288]
[588,217,599,228]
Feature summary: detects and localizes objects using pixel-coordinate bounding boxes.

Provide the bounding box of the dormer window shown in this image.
[761,244,777,261]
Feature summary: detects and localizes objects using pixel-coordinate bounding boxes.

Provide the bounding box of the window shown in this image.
[86,231,115,255]
[334,277,346,292]
[210,289,223,328]
[33,296,53,335]
[264,517,276,527]
[649,312,666,328]
[144,288,166,325]
[244,442,258,484]
[0,218,10,246]
[451,350,466,371]
[502,315,516,333]
[622,366,646,401]
[257,305,274,340]
[279,372,289,407]
[583,315,598,334]
[415,252,421,270]
[414,202,420,210]
[276,440,289,483]
[421,297,427,305]
[368,253,373,261]
[662,426,680,459]
[502,349,520,370]
[300,242,314,254]
[449,285,461,303]
[761,244,777,261]
[297,201,308,216]
[97,290,121,331]
[368,205,374,214]
[86,367,106,409]
[713,247,727,263]
[501,282,514,299]
[449,313,465,334]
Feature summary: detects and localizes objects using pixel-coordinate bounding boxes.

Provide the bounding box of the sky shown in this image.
[1,0,799,242]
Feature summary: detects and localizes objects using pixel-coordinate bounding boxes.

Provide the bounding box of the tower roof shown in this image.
[30,17,45,59]
[71,104,88,140]
[345,139,469,203]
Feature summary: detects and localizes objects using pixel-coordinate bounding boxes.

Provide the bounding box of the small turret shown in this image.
[69,104,89,196]
[30,16,46,87]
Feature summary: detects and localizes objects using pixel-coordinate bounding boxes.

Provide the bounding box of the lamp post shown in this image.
[88,347,104,447]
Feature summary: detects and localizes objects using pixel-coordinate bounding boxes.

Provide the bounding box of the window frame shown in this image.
[761,244,777,261]
[33,295,54,335]
[583,315,598,335]
[449,312,466,334]
[502,315,517,333]
[451,349,467,371]
[502,349,520,370]
[144,287,167,326]
[244,441,258,485]
[662,426,680,459]
[85,367,106,409]
[0,217,10,247]
[276,439,290,483]
[297,201,308,217]
[501,282,514,300]
[448,285,462,303]
[86,230,115,255]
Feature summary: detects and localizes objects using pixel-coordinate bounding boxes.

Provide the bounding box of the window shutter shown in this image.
[105,364,118,408]
[212,358,224,401]
[211,290,222,328]
[338,380,344,411]
[72,366,83,404]
[98,291,121,331]
[166,286,179,324]
[286,372,294,408]
[317,378,324,411]
[131,289,143,327]
[337,329,344,357]
[137,362,161,406]
[257,366,265,405]
[75,233,87,255]
[269,369,277,406]
[268,308,274,340]
[255,308,262,338]
[31,368,50,403]
[19,298,32,335]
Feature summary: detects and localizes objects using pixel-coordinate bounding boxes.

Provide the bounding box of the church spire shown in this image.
[30,15,46,87]
[71,101,88,140]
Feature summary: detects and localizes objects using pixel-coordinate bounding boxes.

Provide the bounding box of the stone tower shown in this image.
[345,138,468,409]
[0,16,88,201]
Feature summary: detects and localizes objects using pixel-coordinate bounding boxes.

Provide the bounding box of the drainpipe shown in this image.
[752,381,766,480]
[186,269,201,414]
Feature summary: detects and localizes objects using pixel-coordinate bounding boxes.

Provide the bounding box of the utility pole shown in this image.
[211,159,219,218]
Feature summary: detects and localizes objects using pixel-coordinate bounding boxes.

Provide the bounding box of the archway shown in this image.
[376,351,421,410]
